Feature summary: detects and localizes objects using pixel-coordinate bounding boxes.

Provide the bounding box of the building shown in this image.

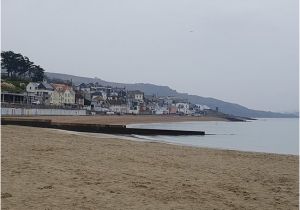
[90,95,109,113]
[109,104,128,114]
[128,100,140,114]
[75,93,85,107]
[176,103,190,115]
[26,82,40,93]
[127,90,144,114]
[37,82,54,105]
[50,84,75,105]
[26,82,54,105]
[194,104,210,111]
[1,92,34,105]
[127,90,144,102]
[168,105,177,114]
[76,83,91,92]
[155,106,169,115]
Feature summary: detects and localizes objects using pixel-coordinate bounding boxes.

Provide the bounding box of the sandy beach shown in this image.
[5,115,228,125]
[1,125,298,210]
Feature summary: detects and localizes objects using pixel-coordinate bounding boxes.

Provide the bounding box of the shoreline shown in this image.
[3,115,229,125]
[57,128,299,157]
[2,117,297,156]
[68,128,298,156]
[2,125,299,209]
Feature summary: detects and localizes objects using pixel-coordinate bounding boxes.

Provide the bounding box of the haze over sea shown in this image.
[128,118,299,155]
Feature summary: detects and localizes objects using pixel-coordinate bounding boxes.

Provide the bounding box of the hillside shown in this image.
[45,72,297,118]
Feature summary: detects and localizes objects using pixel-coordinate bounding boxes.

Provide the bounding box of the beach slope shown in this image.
[1,125,299,210]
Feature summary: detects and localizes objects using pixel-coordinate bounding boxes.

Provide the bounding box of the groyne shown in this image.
[1,118,205,136]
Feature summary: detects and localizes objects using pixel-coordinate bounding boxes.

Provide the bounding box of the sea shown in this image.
[127,118,299,155]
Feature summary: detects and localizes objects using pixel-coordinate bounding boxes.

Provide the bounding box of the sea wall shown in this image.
[1,107,87,116]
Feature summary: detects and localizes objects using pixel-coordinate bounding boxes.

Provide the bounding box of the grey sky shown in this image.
[2,0,299,112]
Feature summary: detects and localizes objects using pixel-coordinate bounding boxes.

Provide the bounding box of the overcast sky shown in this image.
[2,0,299,112]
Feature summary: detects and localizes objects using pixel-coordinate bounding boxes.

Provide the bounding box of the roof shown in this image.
[108,100,127,105]
[51,83,73,92]
[110,92,118,96]
[92,95,104,101]
[38,82,54,90]
[28,82,40,87]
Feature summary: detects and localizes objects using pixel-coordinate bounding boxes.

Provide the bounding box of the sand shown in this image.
[1,125,299,210]
[5,115,228,125]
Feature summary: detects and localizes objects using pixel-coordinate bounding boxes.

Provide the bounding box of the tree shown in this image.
[1,51,45,81]
[1,51,21,77]
[20,56,34,78]
[31,65,45,82]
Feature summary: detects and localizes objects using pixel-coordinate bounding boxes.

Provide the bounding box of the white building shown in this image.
[176,103,190,115]
[100,91,107,100]
[109,104,128,114]
[90,96,109,112]
[127,90,144,102]
[194,104,211,111]
[26,82,54,105]
[155,106,169,115]
[26,82,40,93]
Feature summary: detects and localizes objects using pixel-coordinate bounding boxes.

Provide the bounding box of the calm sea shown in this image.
[127,118,299,155]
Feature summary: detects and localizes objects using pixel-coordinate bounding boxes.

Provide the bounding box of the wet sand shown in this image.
[5,115,227,125]
[1,125,299,210]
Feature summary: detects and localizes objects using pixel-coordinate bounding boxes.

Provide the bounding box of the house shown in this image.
[100,91,108,100]
[26,82,40,93]
[144,94,157,102]
[127,90,144,114]
[127,90,144,102]
[90,95,109,113]
[109,104,128,114]
[26,82,54,105]
[155,106,169,115]
[76,83,91,92]
[50,84,75,105]
[37,82,54,105]
[108,91,118,100]
[128,100,140,115]
[76,83,93,101]
[168,104,177,114]
[144,101,158,114]
[38,82,54,91]
[176,103,190,115]
[75,93,85,107]
[194,104,211,111]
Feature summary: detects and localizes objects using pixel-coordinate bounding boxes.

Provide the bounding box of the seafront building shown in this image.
[2,80,213,116]
[50,83,75,106]
[26,82,54,105]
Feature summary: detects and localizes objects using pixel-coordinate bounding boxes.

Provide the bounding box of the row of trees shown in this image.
[1,51,45,82]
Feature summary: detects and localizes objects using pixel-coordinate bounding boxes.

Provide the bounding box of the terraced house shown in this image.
[50,84,75,105]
